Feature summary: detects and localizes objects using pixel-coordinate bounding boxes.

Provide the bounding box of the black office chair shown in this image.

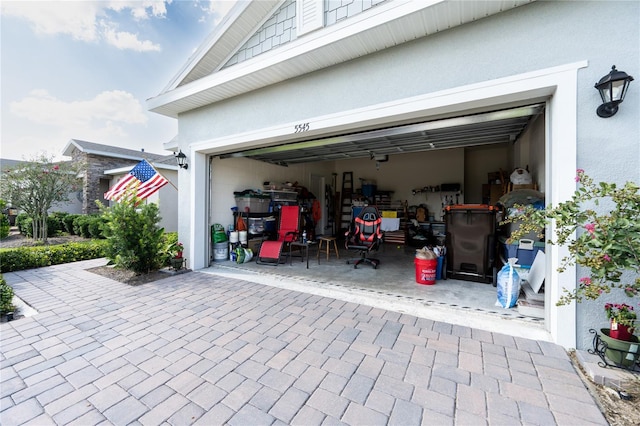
[345,205,383,269]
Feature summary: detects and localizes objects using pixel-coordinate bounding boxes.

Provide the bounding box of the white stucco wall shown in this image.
[172,1,639,349]
[210,157,334,230]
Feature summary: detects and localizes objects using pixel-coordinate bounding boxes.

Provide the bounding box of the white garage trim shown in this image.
[189,60,587,348]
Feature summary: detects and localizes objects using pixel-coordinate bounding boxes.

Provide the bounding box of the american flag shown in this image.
[104,159,169,202]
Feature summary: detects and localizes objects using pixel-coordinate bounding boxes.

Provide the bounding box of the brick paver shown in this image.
[0,259,608,425]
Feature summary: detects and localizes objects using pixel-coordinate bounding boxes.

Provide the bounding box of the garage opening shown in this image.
[204,102,549,339]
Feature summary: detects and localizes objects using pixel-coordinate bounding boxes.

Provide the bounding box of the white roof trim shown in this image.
[148,0,534,118]
[162,1,251,92]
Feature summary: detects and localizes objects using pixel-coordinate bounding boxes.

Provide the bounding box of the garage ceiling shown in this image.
[219,104,545,165]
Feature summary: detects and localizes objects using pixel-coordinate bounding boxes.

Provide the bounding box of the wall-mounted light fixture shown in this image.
[175,150,188,169]
[595,65,634,118]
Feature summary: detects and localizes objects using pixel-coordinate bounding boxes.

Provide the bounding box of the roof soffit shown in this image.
[162,0,283,92]
[148,0,534,118]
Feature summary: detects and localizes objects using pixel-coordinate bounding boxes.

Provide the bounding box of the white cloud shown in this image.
[203,0,236,25]
[102,23,161,51]
[1,0,167,50]
[106,0,170,20]
[10,89,148,131]
[1,1,101,42]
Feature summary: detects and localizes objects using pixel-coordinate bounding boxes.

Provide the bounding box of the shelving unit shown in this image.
[373,191,407,245]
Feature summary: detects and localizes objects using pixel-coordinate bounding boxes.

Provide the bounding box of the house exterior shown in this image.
[61,139,179,232]
[147,0,639,350]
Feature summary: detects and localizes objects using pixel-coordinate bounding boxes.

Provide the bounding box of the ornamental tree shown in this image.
[507,169,640,308]
[0,154,83,242]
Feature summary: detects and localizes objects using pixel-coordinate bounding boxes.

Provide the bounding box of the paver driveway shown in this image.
[1,259,607,425]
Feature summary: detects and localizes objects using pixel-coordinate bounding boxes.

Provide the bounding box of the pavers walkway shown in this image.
[1,259,607,425]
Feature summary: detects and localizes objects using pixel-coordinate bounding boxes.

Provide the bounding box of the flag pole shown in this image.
[139,149,179,192]
[148,160,178,191]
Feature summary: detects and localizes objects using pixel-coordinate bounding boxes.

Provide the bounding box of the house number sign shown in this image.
[294,123,310,133]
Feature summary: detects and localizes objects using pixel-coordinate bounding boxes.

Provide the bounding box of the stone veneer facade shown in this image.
[70,151,138,214]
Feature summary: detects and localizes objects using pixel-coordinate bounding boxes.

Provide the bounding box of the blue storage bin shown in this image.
[362,184,377,197]
[502,238,544,268]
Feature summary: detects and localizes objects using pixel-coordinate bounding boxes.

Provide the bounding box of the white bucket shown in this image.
[229,231,239,243]
[213,242,228,261]
[239,230,248,244]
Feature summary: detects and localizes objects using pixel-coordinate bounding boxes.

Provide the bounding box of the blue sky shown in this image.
[1,1,235,161]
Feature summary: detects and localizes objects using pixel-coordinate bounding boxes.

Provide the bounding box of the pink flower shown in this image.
[603,254,611,262]
[579,277,592,286]
[584,223,595,234]
[575,169,585,182]
[53,165,59,171]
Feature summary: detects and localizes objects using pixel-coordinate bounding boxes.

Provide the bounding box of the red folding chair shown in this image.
[256,205,300,265]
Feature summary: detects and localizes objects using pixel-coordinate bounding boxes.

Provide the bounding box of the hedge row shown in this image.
[15,212,107,239]
[0,241,108,273]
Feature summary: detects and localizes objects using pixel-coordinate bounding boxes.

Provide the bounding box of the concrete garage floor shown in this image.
[202,243,551,343]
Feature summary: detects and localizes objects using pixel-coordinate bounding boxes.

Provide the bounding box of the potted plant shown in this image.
[507,169,639,365]
[169,242,185,270]
[605,303,637,341]
[174,242,184,259]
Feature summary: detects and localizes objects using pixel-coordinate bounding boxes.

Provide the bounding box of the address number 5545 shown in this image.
[294,123,310,133]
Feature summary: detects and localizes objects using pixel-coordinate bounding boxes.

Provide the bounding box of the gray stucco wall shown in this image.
[180,1,638,148]
[179,1,639,349]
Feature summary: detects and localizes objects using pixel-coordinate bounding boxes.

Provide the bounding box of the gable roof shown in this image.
[62,139,173,163]
[0,158,27,173]
[149,0,533,118]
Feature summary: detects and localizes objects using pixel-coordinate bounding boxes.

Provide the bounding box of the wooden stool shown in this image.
[317,236,340,261]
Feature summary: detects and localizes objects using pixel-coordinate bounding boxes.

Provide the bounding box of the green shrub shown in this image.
[160,232,179,266]
[16,214,33,237]
[63,214,79,235]
[48,212,68,236]
[0,200,9,239]
[72,215,94,238]
[0,274,15,314]
[0,213,9,239]
[87,215,107,239]
[0,241,108,273]
[100,197,164,274]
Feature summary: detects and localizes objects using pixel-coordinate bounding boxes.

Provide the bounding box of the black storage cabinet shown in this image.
[444,204,497,284]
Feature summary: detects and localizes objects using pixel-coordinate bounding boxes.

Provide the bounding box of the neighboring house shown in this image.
[147,1,639,350]
[61,140,179,232]
[0,158,83,216]
[2,141,179,232]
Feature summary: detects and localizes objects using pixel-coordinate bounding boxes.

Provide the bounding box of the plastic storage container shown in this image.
[445,204,497,284]
[235,195,270,213]
[501,237,545,268]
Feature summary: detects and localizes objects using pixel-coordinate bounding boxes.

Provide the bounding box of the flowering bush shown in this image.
[605,303,637,329]
[507,169,639,316]
[172,242,184,258]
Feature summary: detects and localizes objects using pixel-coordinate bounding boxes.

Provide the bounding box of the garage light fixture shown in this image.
[175,150,188,169]
[595,65,634,118]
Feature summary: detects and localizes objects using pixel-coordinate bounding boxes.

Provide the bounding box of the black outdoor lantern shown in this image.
[594,65,634,118]
[175,150,188,169]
